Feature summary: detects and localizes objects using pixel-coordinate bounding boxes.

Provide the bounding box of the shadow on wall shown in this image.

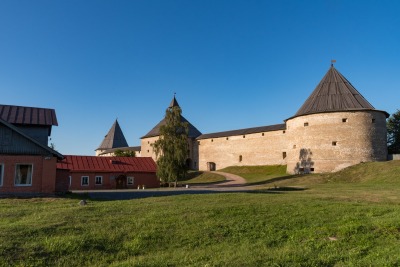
[294,148,314,174]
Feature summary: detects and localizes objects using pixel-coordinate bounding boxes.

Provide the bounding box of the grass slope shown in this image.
[180,171,226,184]
[220,165,287,184]
[1,161,400,266]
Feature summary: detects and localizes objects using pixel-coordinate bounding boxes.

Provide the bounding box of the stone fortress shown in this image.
[97,64,389,174]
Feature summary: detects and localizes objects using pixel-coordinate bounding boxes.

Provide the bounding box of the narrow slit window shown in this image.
[262,133,265,136]
[372,119,375,123]
[211,139,213,142]
[282,152,287,159]
[239,155,242,162]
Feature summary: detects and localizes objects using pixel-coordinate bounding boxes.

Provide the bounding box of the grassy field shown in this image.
[1,161,400,266]
[180,171,226,184]
[220,165,287,184]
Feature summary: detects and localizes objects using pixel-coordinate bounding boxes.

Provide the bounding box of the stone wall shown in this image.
[198,129,287,171]
[141,136,199,170]
[285,111,388,174]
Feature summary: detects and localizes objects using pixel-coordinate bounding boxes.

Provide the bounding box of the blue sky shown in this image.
[1,0,399,155]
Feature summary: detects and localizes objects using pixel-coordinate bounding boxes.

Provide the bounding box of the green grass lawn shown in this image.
[220,165,287,184]
[1,161,400,266]
[179,171,226,184]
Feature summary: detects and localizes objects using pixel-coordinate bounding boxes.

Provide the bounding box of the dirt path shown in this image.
[210,171,246,186]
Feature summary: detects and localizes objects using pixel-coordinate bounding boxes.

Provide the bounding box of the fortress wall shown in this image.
[286,111,387,174]
[141,136,159,161]
[141,136,199,169]
[198,130,287,171]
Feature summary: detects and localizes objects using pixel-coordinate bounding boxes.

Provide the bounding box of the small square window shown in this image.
[304,122,309,127]
[262,133,265,136]
[282,152,287,159]
[81,176,89,186]
[342,118,348,122]
[310,168,315,172]
[226,137,229,140]
[283,130,286,134]
[332,141,337,146]
[243,135,246,138]
[127,176,134,185]
[95,176,102,185]
[15,164,33,186]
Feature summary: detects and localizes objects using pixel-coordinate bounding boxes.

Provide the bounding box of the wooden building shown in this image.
[0,105,63,195]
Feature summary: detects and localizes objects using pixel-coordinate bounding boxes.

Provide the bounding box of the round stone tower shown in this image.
[286,65,388,174]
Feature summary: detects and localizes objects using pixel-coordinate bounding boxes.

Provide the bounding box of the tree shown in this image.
[387,110,400,154]
[114,149,135,157]
[152,103,189,186]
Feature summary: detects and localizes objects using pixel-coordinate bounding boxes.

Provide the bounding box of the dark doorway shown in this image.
[207,162,216,171]
[115,175,127,189]
[186,158,192,169]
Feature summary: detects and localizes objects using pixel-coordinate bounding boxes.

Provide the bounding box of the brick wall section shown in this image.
[0,155,57,194]
[66,171,159,190]
[198,129,287,170]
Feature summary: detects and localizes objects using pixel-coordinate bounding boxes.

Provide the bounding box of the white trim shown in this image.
[14,163,33,186]
[81,176,89,186]
[0,163,3,186]
[127,176,134,185]
[95,176,103,185]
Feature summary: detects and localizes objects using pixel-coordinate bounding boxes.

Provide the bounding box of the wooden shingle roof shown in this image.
[0,104,58,126]
[290,65,389,119]
[197,124,286,140]
[96,120,129,150]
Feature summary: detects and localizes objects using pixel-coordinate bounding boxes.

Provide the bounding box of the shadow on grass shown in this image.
[71,188,283,201]
[245,174,306,186]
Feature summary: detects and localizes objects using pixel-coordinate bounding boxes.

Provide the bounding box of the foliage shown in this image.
[387,109,400,154]
[114,149,135,157]
[152,105,189,185]
[1,161,400,265]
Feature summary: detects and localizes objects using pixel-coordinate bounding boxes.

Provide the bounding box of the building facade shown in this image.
[56,155,158,190]
[0,105,63,194]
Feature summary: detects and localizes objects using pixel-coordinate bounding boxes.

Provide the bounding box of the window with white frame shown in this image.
[81,176,89,186]
[0,164,3,186]
[15,164,33,186]
[127,176,134,185]
[95,176,102,185]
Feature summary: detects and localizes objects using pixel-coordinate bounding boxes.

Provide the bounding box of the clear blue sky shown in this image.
[1,0,399,155]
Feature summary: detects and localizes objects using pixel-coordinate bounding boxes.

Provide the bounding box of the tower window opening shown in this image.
[304,122,309,127]
[332,141,337,146]
[282,152,287,159]
[239,155,242,162]
[283,130,286,134]
[372,119,376,123]
[243,135,246,138]
[342,118,348,122]
[262,133,265,136]
[226,137,229,140]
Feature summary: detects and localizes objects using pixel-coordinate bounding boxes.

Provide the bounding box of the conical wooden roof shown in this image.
[292,65,385,118]
[96,120,129,150]
[141,96,202,139]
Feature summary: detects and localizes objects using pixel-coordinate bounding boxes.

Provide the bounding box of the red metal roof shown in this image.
[0,104,58,126]
[57,155,157,173]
